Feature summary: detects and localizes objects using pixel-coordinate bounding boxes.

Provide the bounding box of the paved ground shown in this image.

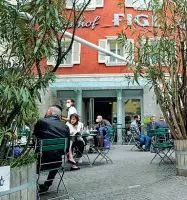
[41,145,187,200]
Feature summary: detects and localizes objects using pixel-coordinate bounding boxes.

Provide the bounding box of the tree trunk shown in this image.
[174,140,187,176]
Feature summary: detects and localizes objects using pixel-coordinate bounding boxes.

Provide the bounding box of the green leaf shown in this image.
[0,134,4,146]
[4,86,9,99]
[4,132,12,138]
[134,72,140,85]
[34,46,38,54]
[36,38,41,47]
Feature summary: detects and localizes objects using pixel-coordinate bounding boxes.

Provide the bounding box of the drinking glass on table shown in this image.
[82,127,87,134]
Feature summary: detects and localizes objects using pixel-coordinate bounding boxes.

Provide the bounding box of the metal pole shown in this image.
[64,31,127,63]
[18,10,127,62]
[117,89,123,144]
[76,89,82,118]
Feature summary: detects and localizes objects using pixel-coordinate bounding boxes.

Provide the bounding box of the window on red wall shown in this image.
[47,40,81,67]
[98,37,134,66]
[140,38,171,67]
[125,0,162,10]
[66,0,104,10]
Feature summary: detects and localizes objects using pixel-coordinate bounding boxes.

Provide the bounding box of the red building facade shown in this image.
[41,0,161,143]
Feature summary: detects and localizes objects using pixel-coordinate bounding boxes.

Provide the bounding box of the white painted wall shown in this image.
[37,89,57,117]
[143,87,162,119]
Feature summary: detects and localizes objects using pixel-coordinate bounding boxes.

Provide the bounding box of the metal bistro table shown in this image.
[71,132,97,167]
[91,130,113,165]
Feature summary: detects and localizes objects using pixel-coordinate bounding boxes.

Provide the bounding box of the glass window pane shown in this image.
[110,49,116,63]
[124,99,141,127]
[109,41,123,63]
[133,0,151,9]
[61,42,72,64]
[66,49,72,64]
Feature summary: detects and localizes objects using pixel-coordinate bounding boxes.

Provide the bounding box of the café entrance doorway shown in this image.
[83,98,117,128]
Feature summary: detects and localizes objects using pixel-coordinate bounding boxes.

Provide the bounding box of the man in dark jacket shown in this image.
[34,105,70,193]
[147,116,159,133]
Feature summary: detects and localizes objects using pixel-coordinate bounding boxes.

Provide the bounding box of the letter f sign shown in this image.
[113,14,124,27]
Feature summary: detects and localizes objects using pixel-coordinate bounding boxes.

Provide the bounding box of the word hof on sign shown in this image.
[67,16,100,30]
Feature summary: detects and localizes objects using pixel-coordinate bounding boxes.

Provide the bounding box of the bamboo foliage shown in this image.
[118,0,187,139]
[0,0,91,161]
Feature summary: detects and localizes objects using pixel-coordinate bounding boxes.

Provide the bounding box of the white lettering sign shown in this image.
[113,14,157,27]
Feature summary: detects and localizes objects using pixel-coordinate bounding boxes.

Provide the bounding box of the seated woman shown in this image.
[66,114,85,164]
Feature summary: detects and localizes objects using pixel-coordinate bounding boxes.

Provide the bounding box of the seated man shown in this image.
[96,115,112,136]
[157,116,168,128]
[130,115,151,151]
[147,116,159,133]
[34,105,71,193]
[157,115,169,141]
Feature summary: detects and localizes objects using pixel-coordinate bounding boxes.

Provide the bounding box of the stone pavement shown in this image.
[41,145,187,200]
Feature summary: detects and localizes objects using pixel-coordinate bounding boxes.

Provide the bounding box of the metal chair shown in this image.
[17,128,30,143]
[72,134,92,167]
[37,138,70,200]
[92,146,113,165]
[150,128,174,165]
[130,128,144,151]
[106,128,115,149]
[92,131,113,165]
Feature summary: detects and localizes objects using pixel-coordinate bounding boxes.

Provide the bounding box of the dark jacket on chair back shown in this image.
[34,116,70,159]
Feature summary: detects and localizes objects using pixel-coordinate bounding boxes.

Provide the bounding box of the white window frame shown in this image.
[66,0,104,10]
[77,0,95,9]
[107,38,124,66]
[8,0,31,5]
[105,36,134,66]
[60,41,73,67]
[125,0,162,10]
[141,37,170,67]
[47,39,81,68]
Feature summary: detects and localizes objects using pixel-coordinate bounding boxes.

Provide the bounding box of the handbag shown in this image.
[97,135,104,147]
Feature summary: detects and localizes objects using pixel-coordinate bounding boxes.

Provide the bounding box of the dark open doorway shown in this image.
[83,98,117,127]
[94,99,113,122]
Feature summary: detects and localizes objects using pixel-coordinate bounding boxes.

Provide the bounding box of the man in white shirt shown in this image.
[62,99,77,121]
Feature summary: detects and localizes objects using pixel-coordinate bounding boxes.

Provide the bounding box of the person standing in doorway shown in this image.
[62,99,77,122]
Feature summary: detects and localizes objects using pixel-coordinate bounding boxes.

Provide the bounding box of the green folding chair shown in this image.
[18,128,30,137]
[37,138,70,200]
[106,128,115,149]
[17,128,30,147]
[92,130,113,165]
[150,128,174,165]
